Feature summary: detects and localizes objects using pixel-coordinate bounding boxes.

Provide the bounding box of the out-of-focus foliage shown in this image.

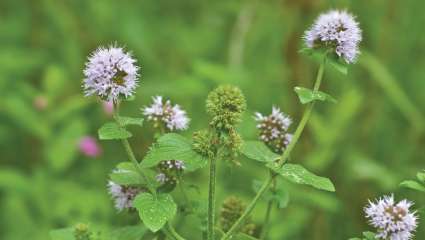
[0,0,424,239]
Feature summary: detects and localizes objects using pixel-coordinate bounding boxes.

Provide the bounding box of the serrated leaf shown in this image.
[117,116,144,127]
[98,122,132,140]
[141,133,207,171]
[294,87,337,104]
[133,193,177,232]
[400,180,425,192]
[267,163,335,192]
[49,228,74,240]
[241,141,280,162]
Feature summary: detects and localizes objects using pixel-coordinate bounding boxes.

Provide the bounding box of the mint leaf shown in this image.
[117,116,144,127]
[141,133,207,171]
[98,122,132,140]
[133,193,177,232]
[294,87,337,104]
[241,141,280,162]
[267,163,335,192]
[400,180,425,192]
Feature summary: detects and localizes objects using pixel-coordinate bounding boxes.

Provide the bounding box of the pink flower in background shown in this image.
[102,101,114,116]
[79,136,102,157]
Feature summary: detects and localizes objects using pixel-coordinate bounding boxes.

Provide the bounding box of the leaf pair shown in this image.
[242,141,335,192]
[98,116,144,140]
[299,47,349,75]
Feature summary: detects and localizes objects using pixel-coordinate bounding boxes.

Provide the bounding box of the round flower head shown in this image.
[143,96,190,131]
[206,85,246,131]
[255,107,292,153]
[304,10,362,63]
[365,195,418,240]
[107,179,143,212]
[83,45,139,101]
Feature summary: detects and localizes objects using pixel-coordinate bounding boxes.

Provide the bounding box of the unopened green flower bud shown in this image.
[220,129,243,163]
[74,223,91,240]
[192,129,217,158]
[206,85,246,131]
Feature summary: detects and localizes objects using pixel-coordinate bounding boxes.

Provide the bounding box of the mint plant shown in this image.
[49,8,409,240]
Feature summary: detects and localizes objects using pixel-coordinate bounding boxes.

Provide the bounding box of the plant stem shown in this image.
[259,174,276,240]
[207,156,218,240]
[166,222,186,240]
[112,103,155,194]
[220,56,327,240]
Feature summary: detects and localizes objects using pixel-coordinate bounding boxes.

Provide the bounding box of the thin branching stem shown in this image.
[220,56,327,240]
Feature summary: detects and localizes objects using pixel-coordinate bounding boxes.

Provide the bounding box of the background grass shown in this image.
[0,0,424,239]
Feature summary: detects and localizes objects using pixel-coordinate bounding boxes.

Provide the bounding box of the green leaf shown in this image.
[400,180,425,192]
[133,193,177,232]
[328,55,348,75]
[362,231,377,240]
[267,163,335,192]
[111,225,147,240]
[241,141,280,162]
[110,170,144,186]
[117,116,144,127]
[299,47,348,75]
[294,87,337,104]
[49,228,74,240]
[98,122,132,140]
[417,171,425,183]
[141,133,207,171]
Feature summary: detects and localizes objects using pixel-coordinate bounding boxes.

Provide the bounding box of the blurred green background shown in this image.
[1,0,424,239]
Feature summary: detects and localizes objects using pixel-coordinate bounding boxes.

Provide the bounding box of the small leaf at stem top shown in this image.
[294,87,337,104]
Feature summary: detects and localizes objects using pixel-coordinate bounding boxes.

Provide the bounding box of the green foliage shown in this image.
[98,122,132,140]
[294,87,337,104]
[400,170,425,192]
[267,163,335,192]
[299,47,348,75]
[116,116,144,127]
[141,133,207,171]
[241,141,280,162]
[133,193,177,232]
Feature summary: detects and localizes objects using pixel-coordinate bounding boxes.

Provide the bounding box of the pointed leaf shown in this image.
[267,163,335,192]
[141,133,207,171]
[133,193,177,232]
[400,180,425,192]
[294,87,337,104]
[241,141,280,162]
[417,171,425,183]
[98,122,132,140]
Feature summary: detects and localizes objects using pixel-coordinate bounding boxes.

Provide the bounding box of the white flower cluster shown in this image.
[107,181,142,212]
[365,195,418,240]
[83,45,139,101]
[255,107,292,153]
[143,96,190,131]
[304,10,362,63]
